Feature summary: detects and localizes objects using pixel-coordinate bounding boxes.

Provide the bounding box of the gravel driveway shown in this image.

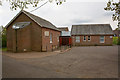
[3,46,118,78]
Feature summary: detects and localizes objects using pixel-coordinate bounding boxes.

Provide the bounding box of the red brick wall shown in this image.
[6,12,42,52]
[31,19,42,52]
[7,12,60,52]
[72,35,113,46]
[41,27,60,51]
[13,25,31,52]
[7,25,13,51]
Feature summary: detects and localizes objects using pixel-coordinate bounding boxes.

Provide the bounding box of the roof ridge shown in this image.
[72,24,110,26]
[58,27,68,28]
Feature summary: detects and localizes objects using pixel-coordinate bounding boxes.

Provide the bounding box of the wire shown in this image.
[30,1,49,12]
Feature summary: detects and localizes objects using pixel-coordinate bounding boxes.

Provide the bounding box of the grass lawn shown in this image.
[0,48,7,51]
[113,37,118,45]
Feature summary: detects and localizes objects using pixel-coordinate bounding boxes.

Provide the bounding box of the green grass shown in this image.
[113,37,118,45]
[0,47,7,51]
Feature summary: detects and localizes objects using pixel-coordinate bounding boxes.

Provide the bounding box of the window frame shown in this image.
[50,33,52,43]
[88,36,91,41]
[57,35,59,42]
[75,36,80,43]
[100,36,105,43]
[83,36,86,41]
[44,31,49,37]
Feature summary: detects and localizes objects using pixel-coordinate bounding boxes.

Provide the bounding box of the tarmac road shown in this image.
[2,55,73,78]
[2,46,118,78]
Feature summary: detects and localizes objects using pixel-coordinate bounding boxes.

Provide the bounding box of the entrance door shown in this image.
[62,37,69,45]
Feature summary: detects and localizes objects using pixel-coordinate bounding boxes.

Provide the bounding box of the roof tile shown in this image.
[71,24,113,35]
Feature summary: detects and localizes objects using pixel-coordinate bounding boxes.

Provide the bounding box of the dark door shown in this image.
[62,37,69,45]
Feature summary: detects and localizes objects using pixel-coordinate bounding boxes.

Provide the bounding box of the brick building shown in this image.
[113,30,120,37]
[6,10,61,52]
[71,24,114,46]
[58,27,72,46]
[58,27,69,31]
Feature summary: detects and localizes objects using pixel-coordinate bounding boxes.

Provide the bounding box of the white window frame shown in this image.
[100,36,105,43]
[50,33,52,43]
[75,36,80,43]
[44,31,49,36]
[83,36,86,41]
[110,36,113,38]
[88,36,91,41]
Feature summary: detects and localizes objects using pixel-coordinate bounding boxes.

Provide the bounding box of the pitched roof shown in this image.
[71,24,114,35]
[6,10,60,31]
[58,27,69,31]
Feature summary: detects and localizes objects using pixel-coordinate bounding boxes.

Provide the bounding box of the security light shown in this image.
[12,22,31,29]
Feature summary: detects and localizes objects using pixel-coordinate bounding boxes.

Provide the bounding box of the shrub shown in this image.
[117,37,120,45]
[2,34,6,48]
[0,26,7,48]
[113,37,118,45]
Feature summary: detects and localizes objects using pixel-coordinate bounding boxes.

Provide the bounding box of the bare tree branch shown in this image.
[0,0,66,10]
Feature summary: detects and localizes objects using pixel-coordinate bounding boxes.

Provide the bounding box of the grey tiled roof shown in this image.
[6,10,60,31]
[71,24,114,35]
[23,11,60,31]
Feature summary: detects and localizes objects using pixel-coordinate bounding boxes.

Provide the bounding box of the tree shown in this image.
[105,0,120,45]
[0,0,66,10]
[104,0,120,27]
[0,26,7,48]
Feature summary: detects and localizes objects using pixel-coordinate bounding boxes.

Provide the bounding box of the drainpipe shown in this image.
[14,27,20,52]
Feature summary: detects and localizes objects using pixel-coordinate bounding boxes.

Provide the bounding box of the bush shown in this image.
[0,36,1,48]
[113,37,118,45]
[2,34,6,48]
[117,37,120,45]
[113,37,120,45]
[0,26,7,48]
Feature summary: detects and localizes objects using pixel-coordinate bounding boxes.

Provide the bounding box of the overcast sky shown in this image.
[0,0,119,31]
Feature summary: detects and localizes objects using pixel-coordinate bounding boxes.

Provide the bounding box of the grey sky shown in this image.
[0,0,119,31]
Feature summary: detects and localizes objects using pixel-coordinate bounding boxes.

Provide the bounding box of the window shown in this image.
[110,36,113,38]
[83,36,86,41]
[88,36,91,41]
[114,34,117,37]
[44,31,49,36]
[100,36,105,43]
[50,33,52,43]
[57,35,59,42]
[76,36,80,42]
[119,34,120,37]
